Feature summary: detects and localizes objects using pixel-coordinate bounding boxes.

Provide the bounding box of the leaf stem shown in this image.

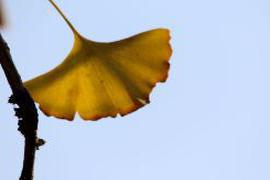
[48,0,80,36]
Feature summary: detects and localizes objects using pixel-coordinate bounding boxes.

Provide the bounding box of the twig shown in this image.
[0,32,43,180]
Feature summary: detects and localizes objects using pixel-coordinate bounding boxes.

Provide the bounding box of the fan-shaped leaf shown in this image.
[24,0,172,121]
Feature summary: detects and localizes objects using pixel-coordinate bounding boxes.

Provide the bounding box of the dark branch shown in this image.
[0,32,43,180]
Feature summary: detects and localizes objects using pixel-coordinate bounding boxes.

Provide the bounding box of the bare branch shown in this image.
[0,32,43,180]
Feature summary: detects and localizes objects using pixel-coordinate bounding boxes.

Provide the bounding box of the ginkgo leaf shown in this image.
[24,0,172,121]
[0,0,5,28]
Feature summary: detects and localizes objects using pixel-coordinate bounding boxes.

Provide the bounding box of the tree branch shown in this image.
[0,32,43,180]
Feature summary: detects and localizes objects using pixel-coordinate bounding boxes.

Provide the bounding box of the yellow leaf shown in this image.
[24,0,173,121]
[0,0,6,28]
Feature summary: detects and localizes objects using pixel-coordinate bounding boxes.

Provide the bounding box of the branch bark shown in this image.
[0,32,42,180]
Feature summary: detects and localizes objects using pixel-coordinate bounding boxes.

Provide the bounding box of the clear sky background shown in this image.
[1,0,270,179]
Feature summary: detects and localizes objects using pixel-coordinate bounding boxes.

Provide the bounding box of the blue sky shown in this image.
[1,0,270,179]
